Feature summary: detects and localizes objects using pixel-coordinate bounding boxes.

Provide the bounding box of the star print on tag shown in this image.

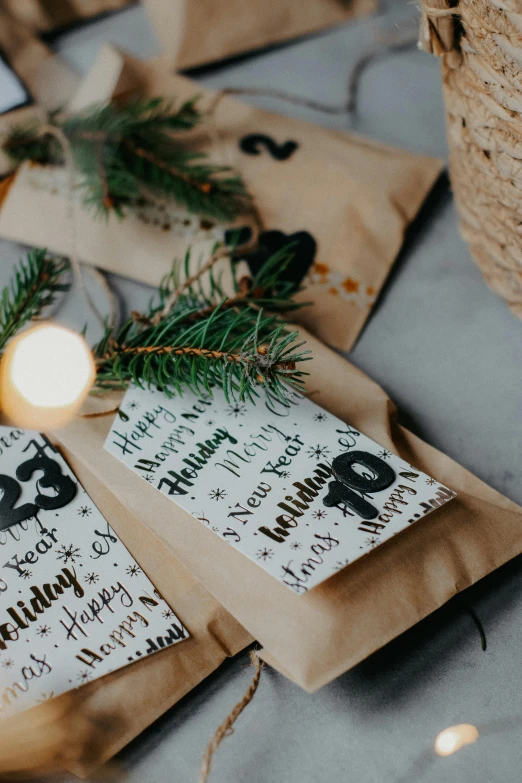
[0,430,188,718]
[105,387,456,594]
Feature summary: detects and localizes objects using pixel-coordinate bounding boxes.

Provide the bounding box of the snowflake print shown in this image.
[256,548,274,561]
[77,506,92,517]
[125,564,142,578]
[56,544,82,564]
[144,474,155,483]
[36,625,51,637]
[279,471,291,479]
[206,419,215,427]
[128,400,140,411]
[2,659,14,669]
[77,670,92,685]
[362,536,379,549]
[333,559,350,571]
[21,570,32,579]
[312,509,327,520]
[84,572,99,586]
[306,444,331,460]
[212,526,220,533]
[426,477,436,486]
[290,542,302,550]
[313,412,328,422]
[227,404,246,418]
[162,608,174,620]
[209,488,227,501]
[376,449,392,460]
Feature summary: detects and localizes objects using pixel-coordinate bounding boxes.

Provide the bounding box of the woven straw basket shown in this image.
[419,0,522,317]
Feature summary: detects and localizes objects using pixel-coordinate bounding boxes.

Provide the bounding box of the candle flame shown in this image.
[435,724,478,756]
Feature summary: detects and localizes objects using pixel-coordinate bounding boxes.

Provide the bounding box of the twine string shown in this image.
[207,30,420,120]
[198,650,264,783]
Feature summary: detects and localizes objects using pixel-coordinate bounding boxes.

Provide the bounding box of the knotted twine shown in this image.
[419,0,522,318]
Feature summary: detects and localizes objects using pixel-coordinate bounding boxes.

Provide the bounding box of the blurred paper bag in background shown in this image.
[0,10,78,176]
[144,0,378,69]
[0,7,78,106]
[0,0,134,33]
[0,45,443,351]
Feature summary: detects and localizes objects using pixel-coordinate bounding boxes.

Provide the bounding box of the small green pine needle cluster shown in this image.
[94,243,311,405]
[0,249,70,355]
[3,97,250,221]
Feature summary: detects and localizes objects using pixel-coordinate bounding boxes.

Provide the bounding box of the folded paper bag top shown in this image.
[0,45,443,351]
[144,0,377,70]
[0,0,134,33]
[54,326,522,693]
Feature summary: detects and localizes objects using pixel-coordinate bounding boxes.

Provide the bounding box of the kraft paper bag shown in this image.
[54,326,522,694]
[0,46,443,351]
[0,448,251,777]
[144,0,378,70]
[0,9,77,109]
[0,12,78,176]
[0,0,134,33]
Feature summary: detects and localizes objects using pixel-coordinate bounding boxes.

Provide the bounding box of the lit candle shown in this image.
[435,724,479,756]
[0,324,95,429]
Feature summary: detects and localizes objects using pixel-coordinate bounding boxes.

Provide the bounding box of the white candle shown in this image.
[0,324,95,429]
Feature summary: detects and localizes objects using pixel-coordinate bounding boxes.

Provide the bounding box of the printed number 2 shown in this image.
[0,438,77,531]
[239,134,298,161]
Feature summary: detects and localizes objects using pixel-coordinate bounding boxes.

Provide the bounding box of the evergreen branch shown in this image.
[2,97,251,221]
[94,244,311,405]
[0,250,70,354]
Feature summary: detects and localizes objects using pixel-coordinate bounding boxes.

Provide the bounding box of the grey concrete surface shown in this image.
[4,2,522,781]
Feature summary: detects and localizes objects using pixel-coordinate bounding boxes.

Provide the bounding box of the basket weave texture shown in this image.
[420,0,522,317]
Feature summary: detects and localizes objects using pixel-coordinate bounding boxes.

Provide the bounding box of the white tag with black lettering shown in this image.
[105,387,456,594]
[0,430,188,718]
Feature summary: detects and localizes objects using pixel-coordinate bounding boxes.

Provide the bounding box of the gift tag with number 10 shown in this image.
[105,386,456,594]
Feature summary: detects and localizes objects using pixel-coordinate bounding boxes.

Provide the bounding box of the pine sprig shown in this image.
[0,250,70,354]
[94,245,311,405]
[3,97,250,221]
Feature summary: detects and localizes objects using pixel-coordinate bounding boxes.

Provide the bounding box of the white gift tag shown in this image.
[0,429,188,718]
[105,387,456,594]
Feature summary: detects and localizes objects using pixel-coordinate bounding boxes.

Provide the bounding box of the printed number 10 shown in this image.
[323,451,396,519]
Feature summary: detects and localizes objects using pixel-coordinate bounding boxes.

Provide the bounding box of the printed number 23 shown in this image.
[0,437,77,531]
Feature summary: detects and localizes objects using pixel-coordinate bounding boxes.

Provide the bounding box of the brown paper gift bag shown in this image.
[0,11,78,176]
[0,46,443,351]
[144,0,378,70]
[54,326,522,693]
[0,8,78,109]
[0,446,251,777]
[0,0,134,33]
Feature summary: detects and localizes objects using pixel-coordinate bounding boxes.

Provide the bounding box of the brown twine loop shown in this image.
[207,29,420,120]
[426,0,522,316]
[198,650,264,783]
[37,124,116,330]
